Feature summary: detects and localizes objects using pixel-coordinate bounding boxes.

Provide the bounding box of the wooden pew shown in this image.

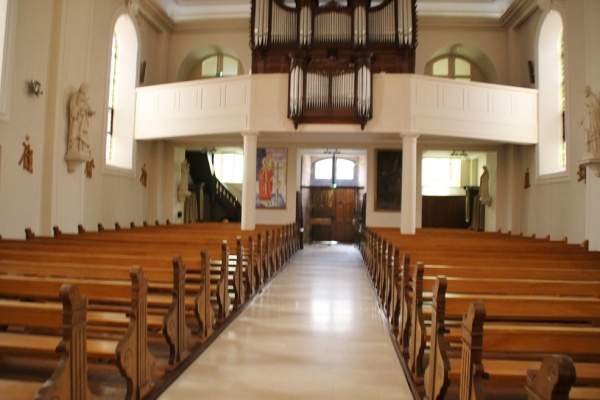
[0,256,193,367]
[0,284,97,400]
[360,228,600,400]
[1,221,298,399]
[0,267,156,399]
[380,254,600,356]
[364,228,600,269]
[424,277,600,400]
[525,355,600,400]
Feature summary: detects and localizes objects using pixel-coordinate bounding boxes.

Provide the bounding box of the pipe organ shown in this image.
[251,0,417,128]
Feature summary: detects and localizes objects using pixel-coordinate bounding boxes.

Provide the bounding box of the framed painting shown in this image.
[256,147,288,209]
[375,149,402,210]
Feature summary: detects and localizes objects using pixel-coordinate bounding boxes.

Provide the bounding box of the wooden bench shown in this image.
[424,277,600,400]
[0,221,298,399]
[0,255,193,367]
[359,229,600,400]
[0,284,96,400]
[526,355,600,400]
[0,266,156,399]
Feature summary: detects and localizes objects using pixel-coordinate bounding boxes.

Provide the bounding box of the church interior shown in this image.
[0,0,600,399]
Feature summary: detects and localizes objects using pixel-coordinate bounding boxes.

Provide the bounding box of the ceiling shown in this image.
[155,0,516,23]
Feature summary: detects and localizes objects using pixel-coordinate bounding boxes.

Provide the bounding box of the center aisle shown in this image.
[158,243,415,400]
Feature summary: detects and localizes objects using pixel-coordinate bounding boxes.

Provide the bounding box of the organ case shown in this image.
[250,0,418,128]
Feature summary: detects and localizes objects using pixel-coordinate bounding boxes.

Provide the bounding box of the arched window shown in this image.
[537,10,566,176]
[430,56,476,81]
[0,0,15,120]
[424,44,496,83]
[198,54,242,79]
[105,14,138,169]
[312,157,357,187]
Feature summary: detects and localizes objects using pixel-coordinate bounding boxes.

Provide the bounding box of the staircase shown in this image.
[186,151,242,222]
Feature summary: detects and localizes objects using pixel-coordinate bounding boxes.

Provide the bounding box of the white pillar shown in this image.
[400,134,419,235]
[241,131,259,230]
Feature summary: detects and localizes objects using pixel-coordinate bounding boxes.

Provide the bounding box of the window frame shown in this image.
[0,0,16,121]
[536,7,569,182]
[199,54,242,79]
[103,13,139,175]
[429,55,475,81]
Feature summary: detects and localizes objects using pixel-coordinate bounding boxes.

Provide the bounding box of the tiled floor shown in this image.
[158,243,415,400]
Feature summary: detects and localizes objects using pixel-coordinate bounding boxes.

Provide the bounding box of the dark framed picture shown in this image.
[375,149,402,210]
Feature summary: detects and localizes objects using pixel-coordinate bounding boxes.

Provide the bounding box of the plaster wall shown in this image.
[416,18,509,85]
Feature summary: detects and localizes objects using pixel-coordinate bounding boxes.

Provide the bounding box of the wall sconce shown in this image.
[28,79,43,96]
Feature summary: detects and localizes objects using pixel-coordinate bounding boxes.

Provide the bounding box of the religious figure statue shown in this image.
[581,86,600,157]
[479,166,492,207]
[258,154,274,205]
[177,159,190,202]
[66,83,95,172]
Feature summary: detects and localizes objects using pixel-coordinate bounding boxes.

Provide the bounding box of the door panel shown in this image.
[310,188,334,242]
[333,188,356,243]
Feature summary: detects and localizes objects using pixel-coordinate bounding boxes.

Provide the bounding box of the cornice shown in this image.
[500,0,539,29]
[173,17,249,34]
[141,0,176,32]
[419,16,503,31]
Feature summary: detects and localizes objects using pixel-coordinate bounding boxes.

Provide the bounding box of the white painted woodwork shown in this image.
[135,74,538,145]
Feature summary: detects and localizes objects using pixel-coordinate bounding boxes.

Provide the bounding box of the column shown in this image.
[400,133,419,235]
[241,131,259,230]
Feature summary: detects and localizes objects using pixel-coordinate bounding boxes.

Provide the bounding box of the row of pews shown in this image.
[360,227,600,400]
[0,221,300,399]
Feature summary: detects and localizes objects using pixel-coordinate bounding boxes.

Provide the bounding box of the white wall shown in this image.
[0,0,50,238]
[0,0,169,238]
[510,1,596,244]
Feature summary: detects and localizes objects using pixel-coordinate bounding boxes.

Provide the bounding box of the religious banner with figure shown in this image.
[256,147,288,209]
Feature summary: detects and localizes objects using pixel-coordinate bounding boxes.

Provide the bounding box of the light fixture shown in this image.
[28,79,43,96]
[450,150,468,159]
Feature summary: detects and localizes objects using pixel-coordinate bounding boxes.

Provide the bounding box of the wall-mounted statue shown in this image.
[177,159,190,202]
[65,83,95,172]
[479,166,492,207]
[582,86,600,157]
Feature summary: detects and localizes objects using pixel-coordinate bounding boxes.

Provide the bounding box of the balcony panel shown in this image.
[134,74,537,145]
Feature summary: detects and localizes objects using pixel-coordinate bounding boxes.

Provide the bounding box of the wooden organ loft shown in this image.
[250,0,418,129]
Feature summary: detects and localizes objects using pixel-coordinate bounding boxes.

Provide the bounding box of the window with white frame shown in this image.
[538,10,567,176]
[0,0,15,120]
[105,14,138,169]
[214,153,244,183]
[431,56,473,81]
[422,158,462,196]
[312,157,357,186]
[199,54,242,79]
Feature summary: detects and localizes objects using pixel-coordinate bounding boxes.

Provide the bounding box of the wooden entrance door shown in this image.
[309,187,357,243]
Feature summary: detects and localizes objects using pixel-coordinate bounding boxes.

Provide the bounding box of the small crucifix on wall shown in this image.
[140,164,148,187]
[19,135,33,173]
[85,159,95,178]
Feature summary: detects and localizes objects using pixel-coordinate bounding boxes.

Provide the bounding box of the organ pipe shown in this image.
[299,6,312,47]
[368,0,394,43]
[254,0,270,47]
[397,0,413,45]
[354,6,366,46]
[253,0,416,49]
[289,65,304,117]
[271,1,297,44]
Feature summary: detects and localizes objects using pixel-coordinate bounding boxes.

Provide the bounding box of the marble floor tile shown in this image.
[158,243,415,400]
